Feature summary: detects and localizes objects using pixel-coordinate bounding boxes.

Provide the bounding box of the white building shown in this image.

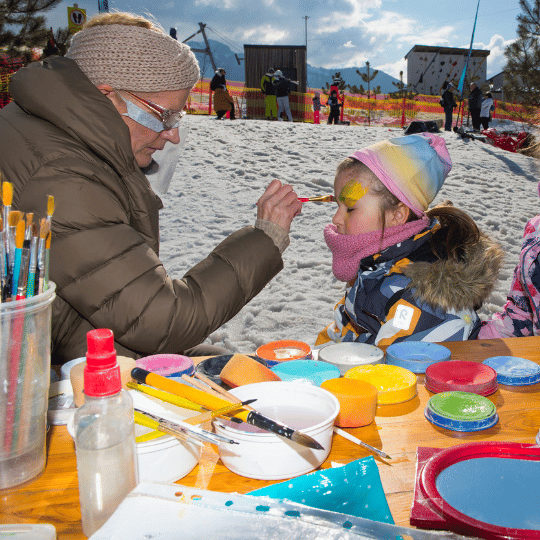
[405,45,490,96]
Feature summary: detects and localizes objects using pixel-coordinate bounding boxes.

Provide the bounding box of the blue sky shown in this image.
[46,0,521,79]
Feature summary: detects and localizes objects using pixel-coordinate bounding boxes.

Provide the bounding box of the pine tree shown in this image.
[388,71,417,100]
[348,62,380,97]
[0,0,64,62]
[321,72,346,95]
[504,0,540,107]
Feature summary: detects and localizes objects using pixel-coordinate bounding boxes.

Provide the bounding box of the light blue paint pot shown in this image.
[483,356,540,386]
[249,456,394,524]
[270,360,341,387]
[385,341,451,373]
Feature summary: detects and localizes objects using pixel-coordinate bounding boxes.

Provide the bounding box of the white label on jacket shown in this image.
[393,304,414,330]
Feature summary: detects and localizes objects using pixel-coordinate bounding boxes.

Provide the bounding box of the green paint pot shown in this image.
[425,391,498,432]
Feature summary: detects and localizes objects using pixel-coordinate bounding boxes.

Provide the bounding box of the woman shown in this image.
[480,92,494,130]
[0,12,301,362]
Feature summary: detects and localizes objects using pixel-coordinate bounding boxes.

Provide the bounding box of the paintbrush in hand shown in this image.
[298,194,335,202]
[131,367,324,450]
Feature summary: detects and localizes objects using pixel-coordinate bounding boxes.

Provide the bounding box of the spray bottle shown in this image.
[74,328,138,537]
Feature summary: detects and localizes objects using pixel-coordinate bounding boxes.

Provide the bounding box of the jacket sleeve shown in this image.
[33,162,284,356]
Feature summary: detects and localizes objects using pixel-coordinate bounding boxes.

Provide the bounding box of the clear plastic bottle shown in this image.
[74,328,139,537]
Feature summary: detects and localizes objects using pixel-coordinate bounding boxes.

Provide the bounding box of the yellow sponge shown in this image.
[220,354,281,387]
[321,377,378,427]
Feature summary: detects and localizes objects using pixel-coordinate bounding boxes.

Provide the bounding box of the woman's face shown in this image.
[116,88,191,168]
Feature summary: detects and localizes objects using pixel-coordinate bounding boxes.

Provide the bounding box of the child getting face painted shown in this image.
[317,133,504,347]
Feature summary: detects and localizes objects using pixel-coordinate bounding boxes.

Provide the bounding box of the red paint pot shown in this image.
[425,360,498,396]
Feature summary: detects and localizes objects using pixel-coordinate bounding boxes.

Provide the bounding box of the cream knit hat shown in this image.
[66,24,200,92]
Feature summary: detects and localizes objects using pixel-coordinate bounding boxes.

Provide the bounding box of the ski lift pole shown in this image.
[401,93,407,128]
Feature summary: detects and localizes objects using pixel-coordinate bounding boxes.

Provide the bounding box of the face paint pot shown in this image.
[425,360,498,396]
[344,364,417,405]
[135,354,194,379]
[318,342,385,375]
[270,360,340,386]
[196,354,268,386]
[424,391,498,432]
[213,381,339,480]
[385,341,451,374]
[256,340,312,366]
[482,356,540,386]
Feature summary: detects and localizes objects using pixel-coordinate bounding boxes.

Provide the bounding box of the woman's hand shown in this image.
[256,179,302,234]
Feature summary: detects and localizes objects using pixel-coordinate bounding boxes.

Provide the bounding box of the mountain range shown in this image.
[187,38,401,94]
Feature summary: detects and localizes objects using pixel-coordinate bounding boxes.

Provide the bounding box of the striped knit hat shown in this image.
[349,133,452,216]
[66,23,200,92]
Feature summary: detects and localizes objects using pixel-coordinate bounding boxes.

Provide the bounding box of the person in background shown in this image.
[326,89,342,125]
[440,82,457,131]
[312,91,322,124]
[480,91,494,131]
[213,85,235,120]
[0,12,302,363]
[315,134,503,347]
[468,82,483,132]
[260,67,277,120]
[479,181,540,339]
[210,67,227,91]
[273,70,298,122]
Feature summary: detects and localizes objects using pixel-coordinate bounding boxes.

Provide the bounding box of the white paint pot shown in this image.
[213,381,340,480]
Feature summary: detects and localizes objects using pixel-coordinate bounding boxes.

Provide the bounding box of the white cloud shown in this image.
[472,34,514,77]
[241,26,289,44]
[343,41,355,48]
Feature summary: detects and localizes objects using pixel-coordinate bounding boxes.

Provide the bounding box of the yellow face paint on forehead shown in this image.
[338,179,368,208]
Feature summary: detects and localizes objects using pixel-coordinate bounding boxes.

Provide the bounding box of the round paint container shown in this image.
[196,354,268,386]
[270,360,340,387]
[136,354,194,378]
[213,381,340,480]
[385,341,451,374]
[425,391,498,432]
[256,340,312,366]
[344,364,417,405]
[425,360,498,396]
[317,342,384,375]
[483,356,540,386]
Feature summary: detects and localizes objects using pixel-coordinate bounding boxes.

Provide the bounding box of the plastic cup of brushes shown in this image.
[425,360,498,396]
[385,341,451,374]
[482,356,540,386]
[425,391,498,432]
[344,364,417,405]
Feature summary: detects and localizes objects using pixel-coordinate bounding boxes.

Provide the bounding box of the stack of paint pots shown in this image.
[425,360,498,396]
[483,356,540,386]
[385,341,451,374]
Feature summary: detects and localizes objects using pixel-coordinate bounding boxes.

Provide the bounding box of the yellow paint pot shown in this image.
[344,364,417,405]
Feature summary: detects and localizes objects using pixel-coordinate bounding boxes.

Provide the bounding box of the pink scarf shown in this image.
[324,219,430,282]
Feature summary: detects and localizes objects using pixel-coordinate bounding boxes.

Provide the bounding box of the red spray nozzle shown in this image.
[84,329,121,397]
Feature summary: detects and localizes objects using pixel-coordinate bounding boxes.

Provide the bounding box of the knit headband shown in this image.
[349,133,452,217]
[66,24,200,92]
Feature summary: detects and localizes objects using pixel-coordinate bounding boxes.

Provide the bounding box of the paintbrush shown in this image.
[182,399,257,425]
[131,367,324,450]
[126,381,204,412]
[181,373,230,400]
[11,217,25,298]
[134,408,238,446]
[298,194,335,203]
[333,427,392,460]
[26,223,39,298]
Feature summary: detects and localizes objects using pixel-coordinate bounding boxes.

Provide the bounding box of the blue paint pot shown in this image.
[483,356,540,386]
[385,341,451,373]
[270,360,341,387]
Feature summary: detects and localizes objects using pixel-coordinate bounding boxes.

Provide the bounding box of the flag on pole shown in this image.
[457,0,481,97]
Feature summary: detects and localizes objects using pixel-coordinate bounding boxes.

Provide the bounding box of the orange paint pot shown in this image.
[256,340,312,365]
[321,378,378,427]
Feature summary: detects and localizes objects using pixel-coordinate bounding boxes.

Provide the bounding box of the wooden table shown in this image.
[2,337,540,538]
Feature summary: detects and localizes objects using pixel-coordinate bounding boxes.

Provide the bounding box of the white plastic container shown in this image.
[318,342,385,375]
[213,381,340,480]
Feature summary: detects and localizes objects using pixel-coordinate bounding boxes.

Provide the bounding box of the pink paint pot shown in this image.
[135,354,194,378]
[425,361,498,396]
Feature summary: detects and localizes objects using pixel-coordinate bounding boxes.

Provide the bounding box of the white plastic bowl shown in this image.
[67,390,201,483]
[213,381,340,480]
[318,342,385,375]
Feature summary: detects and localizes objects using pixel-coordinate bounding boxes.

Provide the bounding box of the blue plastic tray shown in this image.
[483,356,540,386]
[385,342,451,373]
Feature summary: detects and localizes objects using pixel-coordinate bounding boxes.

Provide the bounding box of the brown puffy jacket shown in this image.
[0,57,283,362]
[213,87,234,112]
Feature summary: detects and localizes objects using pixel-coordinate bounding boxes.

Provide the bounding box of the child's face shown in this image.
[332,171,385,235]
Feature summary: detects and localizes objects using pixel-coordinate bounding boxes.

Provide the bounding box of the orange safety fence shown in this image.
[0,71,532,128]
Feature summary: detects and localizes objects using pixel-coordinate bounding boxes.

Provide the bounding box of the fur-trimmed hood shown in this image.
[403,231,504,312]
